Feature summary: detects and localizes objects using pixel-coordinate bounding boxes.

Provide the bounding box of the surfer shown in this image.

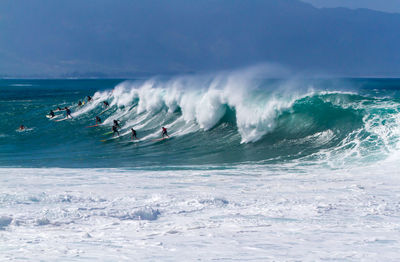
[113,120,120,129]
[162,127,169,138]
[87,96,92,102]
[96,116,102,124]
[112,125,119,137]
[57,106,62,111]
[65,107,72,119]
[103,101,109,108]
[49,110,55,118]
[78,101,82,106]
[131,128,137,140]
[19,125,25,131]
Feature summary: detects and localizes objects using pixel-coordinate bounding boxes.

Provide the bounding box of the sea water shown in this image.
[1,71,400,261]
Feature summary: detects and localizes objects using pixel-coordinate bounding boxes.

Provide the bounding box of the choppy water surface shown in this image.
[1,72,400,260]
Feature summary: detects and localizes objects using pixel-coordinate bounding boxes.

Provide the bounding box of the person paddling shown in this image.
[162,127,169,138]
[131,128,137,140]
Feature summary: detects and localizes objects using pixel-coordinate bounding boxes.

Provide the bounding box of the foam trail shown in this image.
[3,72,400,168]
[85,66,307,143]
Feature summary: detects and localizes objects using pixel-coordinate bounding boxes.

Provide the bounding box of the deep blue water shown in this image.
[1,77,400,168]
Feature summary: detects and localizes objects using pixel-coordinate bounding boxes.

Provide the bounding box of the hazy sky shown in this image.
[301,0,400,13]
[1,0,400,77]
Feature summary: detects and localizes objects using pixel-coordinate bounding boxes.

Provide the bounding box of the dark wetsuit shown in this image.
[78,101,82,106]
[49,110,55,118]
[112,125,119,136]
[65,108,72,118]
[131,128,137,139]
[96,116,101,124]
[113,120,120,129]
[103,101,109,107]
[87,96,92,102]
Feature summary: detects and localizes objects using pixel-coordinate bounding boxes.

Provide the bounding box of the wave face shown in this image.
[1,74,400,168]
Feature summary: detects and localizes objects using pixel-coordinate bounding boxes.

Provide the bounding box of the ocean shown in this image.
[1,71,400,260]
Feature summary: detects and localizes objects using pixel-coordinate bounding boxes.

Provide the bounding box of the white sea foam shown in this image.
[10,84,34,87]
[1,161,400,261]
[75,66,311,143]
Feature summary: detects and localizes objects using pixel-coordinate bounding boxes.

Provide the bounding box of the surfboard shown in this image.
[86,124,100,128]
[100,136,120,142]
[152,137,169,142]
[99,107,111,115]
[46,114,62,119]
[103,131,113,135]
[129,139,140,143]
[16,128,33,132]
[55,117,70,122]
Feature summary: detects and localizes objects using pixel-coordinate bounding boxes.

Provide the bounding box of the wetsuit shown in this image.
[65,108,72,118]
[131,128,137,139]
[87,96,92,102]
[49,110,55,118]
[162,127,168,138]
[78,101,82,106]
[112,125,119,136]
[103,101,109,107]
[113,120,120,129]
[96,116,101,124]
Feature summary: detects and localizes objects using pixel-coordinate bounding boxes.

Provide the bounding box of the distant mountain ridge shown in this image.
[301,0,400,14]
[0,0,399,77]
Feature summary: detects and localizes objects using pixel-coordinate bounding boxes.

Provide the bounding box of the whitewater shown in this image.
[1,69,400,261]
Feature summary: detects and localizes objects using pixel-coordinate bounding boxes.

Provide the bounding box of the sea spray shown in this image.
[1,75,400,167]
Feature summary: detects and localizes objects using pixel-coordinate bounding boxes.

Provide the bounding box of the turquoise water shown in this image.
[2,75,400,261]
[1,77,400,168]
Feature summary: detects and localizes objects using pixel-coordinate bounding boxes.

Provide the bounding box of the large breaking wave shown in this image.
[79,68,304,143]
[1,68,400,167]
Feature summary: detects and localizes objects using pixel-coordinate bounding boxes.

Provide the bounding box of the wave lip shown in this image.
[2,75,400,167]
[99,69,310,144]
